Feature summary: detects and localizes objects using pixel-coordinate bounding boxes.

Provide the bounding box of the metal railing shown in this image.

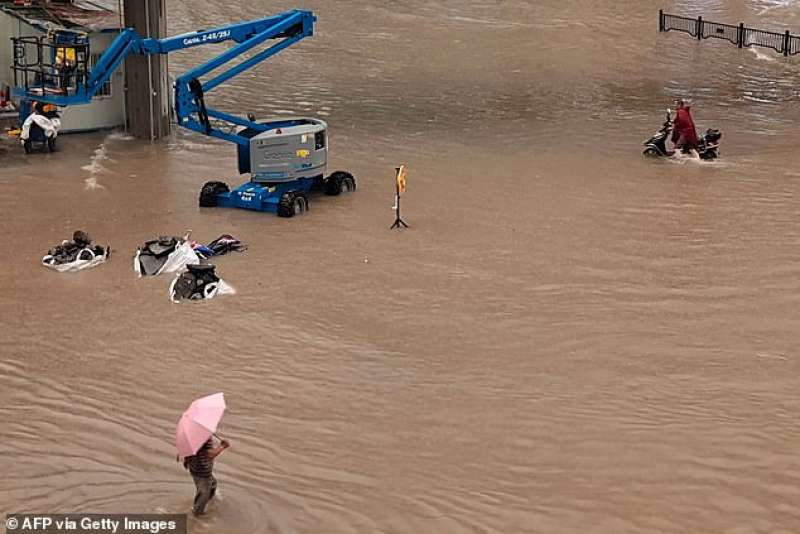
[11,35,90,97]
[659,10,800,56]
[790,35,800,55]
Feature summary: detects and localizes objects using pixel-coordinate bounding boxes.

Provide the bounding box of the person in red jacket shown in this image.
[671,99,699,154]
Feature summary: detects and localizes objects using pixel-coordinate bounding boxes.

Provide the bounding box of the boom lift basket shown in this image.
[11,30,90,97]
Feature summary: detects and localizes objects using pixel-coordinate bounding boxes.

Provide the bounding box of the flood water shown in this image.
[2,0,800,532]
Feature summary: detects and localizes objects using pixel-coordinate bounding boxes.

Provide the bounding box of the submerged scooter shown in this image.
[642,109,721,160]
[20,103,60,154]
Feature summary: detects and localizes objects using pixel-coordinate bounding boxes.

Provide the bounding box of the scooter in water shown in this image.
[20,104,60,154]
[642,109,721,161]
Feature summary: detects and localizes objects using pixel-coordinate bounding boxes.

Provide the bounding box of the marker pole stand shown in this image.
[390,181,408,230]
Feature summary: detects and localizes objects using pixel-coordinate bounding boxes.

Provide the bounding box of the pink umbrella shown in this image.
[175,392,226,458]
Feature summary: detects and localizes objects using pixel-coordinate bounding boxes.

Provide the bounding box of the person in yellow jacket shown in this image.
[54,47,76,95]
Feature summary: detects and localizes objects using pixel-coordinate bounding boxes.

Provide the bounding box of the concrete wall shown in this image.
[0,14,32,93]
[0,14,12,92]
[123,0,170,139]
[0,12,125,132]
[58,31,126,132]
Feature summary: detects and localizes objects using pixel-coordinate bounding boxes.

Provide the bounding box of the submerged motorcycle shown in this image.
[642,109,721,160]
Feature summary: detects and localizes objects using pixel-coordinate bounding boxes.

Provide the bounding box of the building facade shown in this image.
[0,1,125,132]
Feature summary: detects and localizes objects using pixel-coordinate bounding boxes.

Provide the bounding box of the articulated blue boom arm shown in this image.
[12,9,315,145]
[168,10,315,145]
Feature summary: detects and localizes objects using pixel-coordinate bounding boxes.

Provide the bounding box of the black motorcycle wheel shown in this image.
[643,147,660,157]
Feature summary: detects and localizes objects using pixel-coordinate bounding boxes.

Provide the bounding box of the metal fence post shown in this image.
[659,9,664,32]
[784,30,790,56]
[13,46,18,87]
[697,16,703,39]
[37,38,43,92]
[738,23,744,47]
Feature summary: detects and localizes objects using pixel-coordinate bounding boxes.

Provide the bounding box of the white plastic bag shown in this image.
[42,246,107,273]
[134,241,200,277]
[21,113,60,141]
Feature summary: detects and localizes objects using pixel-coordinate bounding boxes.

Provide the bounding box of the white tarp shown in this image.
[21,114,61,141]
[134,241,200,277]
[42,247,108,273]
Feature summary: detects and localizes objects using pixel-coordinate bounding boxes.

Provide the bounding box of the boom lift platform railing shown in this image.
[13,30,90,97]
[659,10,800,57]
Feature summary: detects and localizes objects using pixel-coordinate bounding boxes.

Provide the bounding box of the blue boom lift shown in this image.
[10,9,355,217]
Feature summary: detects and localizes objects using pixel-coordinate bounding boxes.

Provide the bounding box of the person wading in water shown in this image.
[183,437,230,515]
[671,98,699,156]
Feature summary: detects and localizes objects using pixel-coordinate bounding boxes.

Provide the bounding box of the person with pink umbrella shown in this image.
[175,393,231,515]
[183,437,230,514]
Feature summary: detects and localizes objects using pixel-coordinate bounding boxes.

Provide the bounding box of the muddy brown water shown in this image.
[2,1,800,532]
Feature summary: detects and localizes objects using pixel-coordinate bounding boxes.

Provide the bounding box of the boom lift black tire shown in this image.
[324,171,356,196]
[277,191,309,217]
[293,193,309,215]
[277,192,294,217]
[340,173,356,193]
[199,181,230,207]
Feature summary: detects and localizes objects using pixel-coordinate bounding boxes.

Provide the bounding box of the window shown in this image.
[90,53,112,97]
[314,130,325,150]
